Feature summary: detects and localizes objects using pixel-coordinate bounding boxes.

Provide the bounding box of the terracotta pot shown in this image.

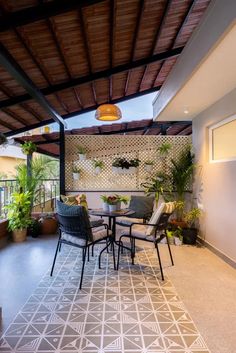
[40,218,58,235]
[12,229,27,242]
[169,219,187,228]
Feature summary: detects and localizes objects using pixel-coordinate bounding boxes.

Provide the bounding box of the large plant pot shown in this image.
[39,217,58,235]
[182,228,198,245]
[12,229,27,242]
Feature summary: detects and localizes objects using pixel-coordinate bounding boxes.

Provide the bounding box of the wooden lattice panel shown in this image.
[65,135,191,191]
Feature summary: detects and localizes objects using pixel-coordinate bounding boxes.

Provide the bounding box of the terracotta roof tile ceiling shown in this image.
[0,0,210,136]
[15,118,192,157]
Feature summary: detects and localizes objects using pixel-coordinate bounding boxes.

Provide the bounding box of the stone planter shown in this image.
[102,202,109,212]
[109,204,117,212]
[12,228,27,242]
[72,172,80,180]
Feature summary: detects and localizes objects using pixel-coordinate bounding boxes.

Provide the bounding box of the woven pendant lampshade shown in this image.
[95,104,122,121]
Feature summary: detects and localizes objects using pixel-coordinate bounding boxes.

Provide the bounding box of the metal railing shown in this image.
[0,179,59,219]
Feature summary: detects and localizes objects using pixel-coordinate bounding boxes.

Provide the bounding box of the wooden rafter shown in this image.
[109,0,115,101]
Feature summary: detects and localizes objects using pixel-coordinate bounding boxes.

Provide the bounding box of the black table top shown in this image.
[88,208,135,218]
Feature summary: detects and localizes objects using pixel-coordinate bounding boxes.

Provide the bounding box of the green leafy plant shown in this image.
[77,145,87,154]
[184,207,201,228]
[100,195,109,203]
[107,195,119,205]
[170,145,195,201]
[173,226,183,241]
[112,158,121,167]
[21,141,37,155]
[114,194,130,205]
[93,159,104,169]
[5,191,32,231]
[129,159,140,167]
[158,142,172,156]
[141,172,172,206]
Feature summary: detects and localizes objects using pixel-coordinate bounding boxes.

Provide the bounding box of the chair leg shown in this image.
[50,240,60,276]
[92,243,94,257]
[79,246,87,290]
[98,240,111,269]
[131,238,135,265]
[87,246,90,262]
[117,239,122,270]
[58,242,61,252]
[166,233,174,266]
[112,239,116,270]
[155,242,164,281]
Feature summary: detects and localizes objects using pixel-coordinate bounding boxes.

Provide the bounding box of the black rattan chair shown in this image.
[50,212,115,289]
[117,202,175,281]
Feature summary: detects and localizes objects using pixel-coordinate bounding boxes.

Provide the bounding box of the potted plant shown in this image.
[21,141,37,155]
[114,194,130,210]
[144,160,154,172]
[100,195,109,212]
[129,158,140,173]
[5,191,32,242]
[107,195,119,212]
[141,171,172,207]
[77,145,87,160]
[28,218,41,238]
[173,226,183,246]
[182,207,201,244]
[72,166,81,180]
[0,133,7,146]
[93,159,104,174]
[157,142,172,158]
[112,158,121,174]
[38,213,58,235]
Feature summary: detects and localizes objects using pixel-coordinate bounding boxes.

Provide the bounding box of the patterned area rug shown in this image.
[0,244,210,353]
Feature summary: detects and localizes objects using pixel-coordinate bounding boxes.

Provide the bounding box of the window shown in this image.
[209,115,236,162]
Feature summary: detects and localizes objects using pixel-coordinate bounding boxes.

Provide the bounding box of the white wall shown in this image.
[192,87,236,263]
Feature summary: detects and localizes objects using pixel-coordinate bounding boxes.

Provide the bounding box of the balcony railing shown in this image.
[0,179,59,219]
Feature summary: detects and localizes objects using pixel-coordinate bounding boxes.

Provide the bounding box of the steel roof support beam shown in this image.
[0,42,65,126]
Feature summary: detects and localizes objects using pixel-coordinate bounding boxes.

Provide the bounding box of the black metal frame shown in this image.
[117,213,174,280]
[50,214,116,289]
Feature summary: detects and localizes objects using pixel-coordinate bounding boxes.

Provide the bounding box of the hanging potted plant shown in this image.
[119,158,130,174]
[5,191,32,242]
[144,160,154,172]
[77,145,87,160]
[72,166,81,180]
[112,158,121,174]
[129,158,140,174]
[100,195,109,212]
[93,159,104,175]
[21,141,37,155]
[0,133,7,146]
[157,142,172,159]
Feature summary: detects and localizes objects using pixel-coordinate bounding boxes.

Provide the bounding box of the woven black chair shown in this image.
[117,202,175,281]
[50,210,115,289]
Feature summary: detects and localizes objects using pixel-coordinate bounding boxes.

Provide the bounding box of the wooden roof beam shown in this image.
[0,47,183,109]
[0,0,105,32]
[0,41,65,125]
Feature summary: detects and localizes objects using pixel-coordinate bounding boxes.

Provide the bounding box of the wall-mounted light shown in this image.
[183,107,189,114]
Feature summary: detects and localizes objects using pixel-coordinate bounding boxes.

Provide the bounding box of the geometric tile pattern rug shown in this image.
[0,245,211,353]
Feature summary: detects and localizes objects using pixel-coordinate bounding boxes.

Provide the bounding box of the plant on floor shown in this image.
[141,171,172,207]
[21,141,37,155]
[4,191,32,242]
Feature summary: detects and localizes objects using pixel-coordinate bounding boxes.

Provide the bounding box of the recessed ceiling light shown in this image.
[184,108,189,114]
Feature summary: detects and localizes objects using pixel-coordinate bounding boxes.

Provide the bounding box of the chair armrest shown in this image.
[89,223,109,230]
[129,222,159,236]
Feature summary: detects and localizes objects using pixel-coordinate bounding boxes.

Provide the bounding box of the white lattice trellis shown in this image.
[65,135,191,191]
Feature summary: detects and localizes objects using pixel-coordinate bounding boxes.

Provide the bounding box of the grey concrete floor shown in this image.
[0,235,236,353]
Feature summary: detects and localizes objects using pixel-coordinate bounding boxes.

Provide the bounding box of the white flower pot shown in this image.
[116,201,121,210]
[144,164,153,172]
[109,204,117,212]
[174,237,182,246]
[95,166,102,175]
[73,172,80,180]
[79,153,86,161]
[102,202,109,212]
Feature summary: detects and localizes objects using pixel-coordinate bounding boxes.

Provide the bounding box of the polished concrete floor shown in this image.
[0,234,235,352]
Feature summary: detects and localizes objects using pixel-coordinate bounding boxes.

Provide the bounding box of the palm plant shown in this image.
[141,172,172,207]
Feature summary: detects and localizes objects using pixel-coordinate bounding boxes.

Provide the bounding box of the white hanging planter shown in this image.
[72,172,80,180]
[144,164,153,172]
[79,153,86,161]
[95,166,102,175]
[129,167,137,174]
[112,166,121,174]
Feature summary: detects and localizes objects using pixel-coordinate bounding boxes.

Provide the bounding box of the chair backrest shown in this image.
[128,195,154,219]
[56,200,93,241]
[145,202,175,236]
